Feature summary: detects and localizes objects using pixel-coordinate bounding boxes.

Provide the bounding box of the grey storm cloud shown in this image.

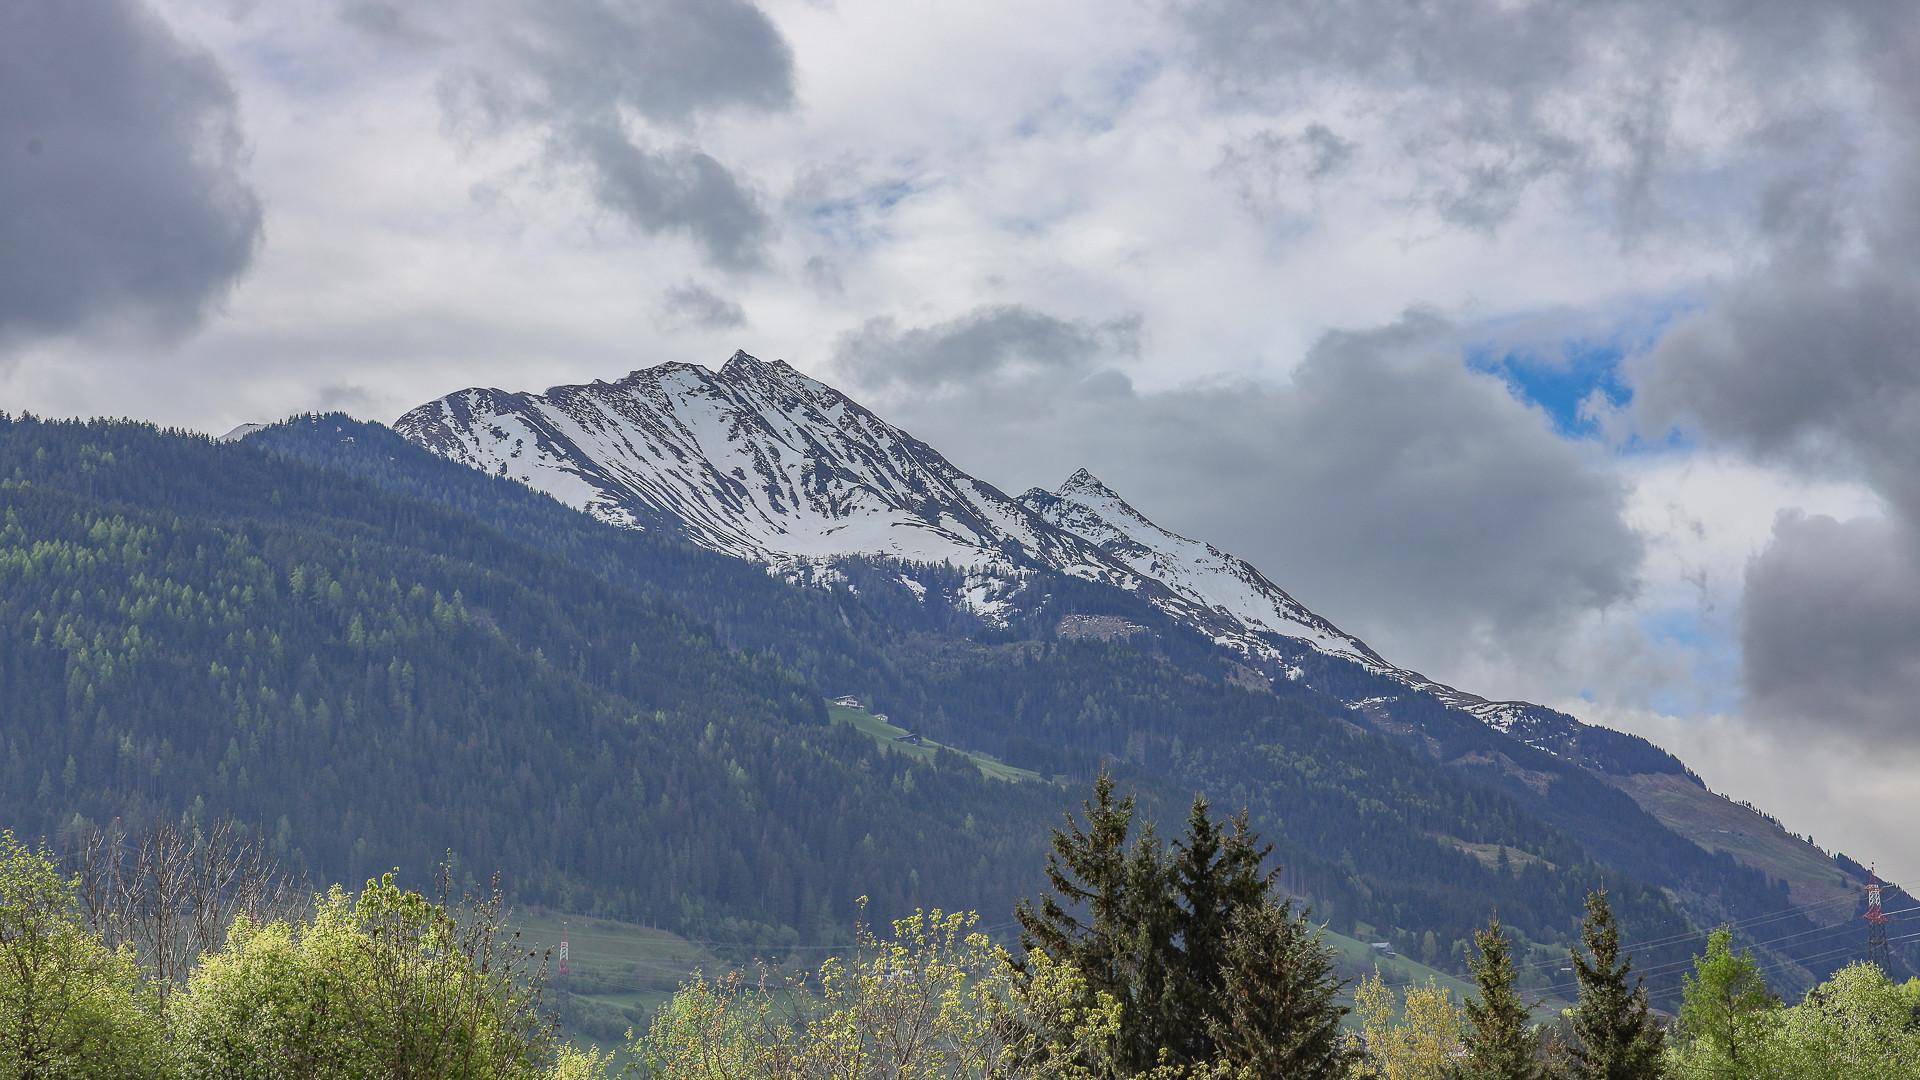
[562,120,774,270]
[385,0,794,267]
[658,280,747,331]
[0,0,261,346]
[837,307,1642,673]
[836,306,1142,392]
[1179,0,1920,743]
[1742,514,1920,749]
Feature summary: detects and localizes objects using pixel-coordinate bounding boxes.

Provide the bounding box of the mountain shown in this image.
[395,352,1651,761]
[0,413,1059,942]
[1,369,1898,1002]
[395,352,1895,963]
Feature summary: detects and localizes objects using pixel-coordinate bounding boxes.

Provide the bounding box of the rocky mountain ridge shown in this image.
[395,350,1611,760]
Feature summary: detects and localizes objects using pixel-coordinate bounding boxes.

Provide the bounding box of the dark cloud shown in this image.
[314,383,379,414]
[416,0,793,266]
[658,281,747,331]
[0,0,261,345]
[835,306,1142,392]
[837,307,1642,671]
[1742,514,1920,749]
[446,0,793,130]
[560,121,773,269]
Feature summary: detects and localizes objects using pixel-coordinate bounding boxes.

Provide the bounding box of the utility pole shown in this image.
[558,920,571,976]
[1865,868,1891,971]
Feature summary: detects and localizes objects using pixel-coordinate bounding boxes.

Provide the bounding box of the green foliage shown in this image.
[1209,898,1353,1077]
[1018,776,1350,1074]
[1564,890,1664,1080]
[1664,948,1920,1078]
[1457,917,1545,1080]
[0,831,165,1079]
[634,905,1245,1079]
[169,873,554,1078]
[1352,973,1465,1080]
[1665,928,1775,1079]
[1761,962,1920,1076]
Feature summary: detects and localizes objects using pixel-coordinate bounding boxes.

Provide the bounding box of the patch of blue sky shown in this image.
[1467,337,1634,438]
[1464,297,1699,451]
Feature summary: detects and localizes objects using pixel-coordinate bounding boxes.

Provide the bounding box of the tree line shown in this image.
[6,780,1916,1077]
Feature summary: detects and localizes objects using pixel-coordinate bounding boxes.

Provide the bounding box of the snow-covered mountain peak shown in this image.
[1050,468,1157,527]
[1056,467,1128,504]
[1021,469,1385,669]
[394,352,1623,758]
[394,354,1127,618]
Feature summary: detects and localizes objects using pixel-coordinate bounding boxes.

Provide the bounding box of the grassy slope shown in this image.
[509,909,723,1051]
[1609,772,1859,911]
[829,703,1044,783]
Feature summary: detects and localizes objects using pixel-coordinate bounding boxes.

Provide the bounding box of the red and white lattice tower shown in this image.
[557,921,571,976]
[1865,867,1891,970]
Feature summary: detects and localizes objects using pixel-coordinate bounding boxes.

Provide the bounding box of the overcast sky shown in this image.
[7,0,1918,881]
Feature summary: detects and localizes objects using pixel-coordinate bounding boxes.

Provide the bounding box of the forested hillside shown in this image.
[0,413,1897,997]
[0,415,1056,947]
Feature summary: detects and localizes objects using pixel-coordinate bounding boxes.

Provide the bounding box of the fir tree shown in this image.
[1119,822,1180,1070]
[1169,796,1270,1062]
[1458,916,1545,1080]
[1016,772,1138,1021]
[1209,898,1353,1078]
[1565,890,1665,1080]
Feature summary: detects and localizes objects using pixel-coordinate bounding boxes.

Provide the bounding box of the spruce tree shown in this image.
[1120,822,1180,1070]
[1565,889,1665,1080]
[1017,770,1136,1007]
[1169,796,1270,1061]
[1209,898,1354,1078]
[1459,916,1545,1080]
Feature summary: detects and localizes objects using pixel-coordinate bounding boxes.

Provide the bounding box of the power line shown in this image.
[1367,901,1915,999]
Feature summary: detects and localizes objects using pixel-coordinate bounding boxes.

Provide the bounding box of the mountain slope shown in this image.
[0,414,1060,939]
[394,352,1676,764]
[4,409,1899,999]
[392,352,1896,980]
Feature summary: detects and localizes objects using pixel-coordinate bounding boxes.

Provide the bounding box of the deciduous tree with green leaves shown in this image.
[0,830,164,1079]
[1664,927,1775,1079]
[169,870,556,1079]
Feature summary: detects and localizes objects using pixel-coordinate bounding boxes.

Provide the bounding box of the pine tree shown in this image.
[1459,916,1545,1080]
[1565,890,1664,1080]
[1210,898,1354,1078]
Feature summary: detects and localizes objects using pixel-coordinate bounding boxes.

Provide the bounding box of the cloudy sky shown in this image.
[7,1,1918,879]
